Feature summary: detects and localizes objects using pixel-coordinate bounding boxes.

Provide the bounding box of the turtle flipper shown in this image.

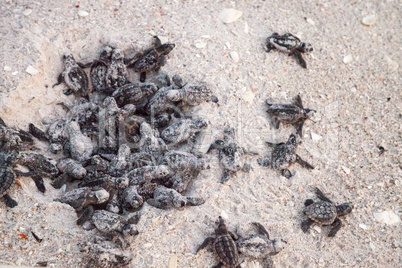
[292,50,307,68]
[52,73,64,88]
[295,154,314,169]
[220,170,231,183]
[328,218,342,237]
[304,199,314,207]
[31,174,46,193]
[294,95,304,108]
[212,262,224,268]
[186,197,205,207]
[252,222,270,239]
[272,117,280,129]
[3,194,18,208]
[315,188,333,203]
[281,169,293,179]
[301,219,314,233]
[29,124,49,141]
[196,237,215,253]
[295,120,305,137]
[140,72,146,83]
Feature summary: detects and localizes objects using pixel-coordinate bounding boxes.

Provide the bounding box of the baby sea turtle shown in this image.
[166,82,219,108]
[89,46,113,93]
[161,117,210,146]
[0,153,18,207]
[65,120,94,163]
[53,54,90,97]
[208,127,255,183]
[0,120,34,151]
[257,133,314,178]
[265,33,313,68]
[127,36,175,82]
[266,95,315,136]
[112,82,158,108]
[126,164,173,186]
[92,210,139,248]
[106,48,128,89]
[196,216,240,268]
[301,188,353,237]
[137,122,167,162]
[146,185,204,209]
[237,222,287,268]
[79,238,133,268]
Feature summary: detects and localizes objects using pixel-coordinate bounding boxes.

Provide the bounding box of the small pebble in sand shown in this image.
[230,51,240,62]
[194,42,207,49]
[168,256,178,268]
[219,8,243,24]
[143,243,153,248]
[306,18,315,25]
[4,66,12,72]
[384,55,399,71]
[78,10,89,17]
[373,211,401,225]
[359,224,368,230]
[23,9,32,16]
[362,15,377,26]
[311,133,322,142]
[313,225,321,233]
[244,22,249,34]
[343,54,353,64]
[26,66,38,75]
[12,71,18,75]
[342,166,351,175]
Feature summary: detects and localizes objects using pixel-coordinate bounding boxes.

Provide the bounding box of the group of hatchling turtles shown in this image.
[0,33,354,268]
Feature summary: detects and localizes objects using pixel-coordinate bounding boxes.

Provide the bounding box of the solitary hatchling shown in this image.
[266,95,315,136]
[301,188,353,237]
[257,133,313,178]
[196,216,240,268]
[265,33,313,68]
[127,36,175,82]
[53,54,90,97]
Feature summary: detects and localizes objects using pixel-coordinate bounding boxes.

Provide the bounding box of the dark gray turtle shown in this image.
[106,144,131,177]
[237,222,287,268]
[208,127,255,183]
[46,119,68,154]
[257,134,314,178]
[55,186,110,225]
[84,155,110,179]
[123,115,146,144]
[266,95,315,136]
[137,122,167,162]
[164,150,206,172]
[79,237,133,268]
[0,153,18,208]
[80,175,129,191]
[127,36,175,82]
[166,82,219,107]
[146,85,178,115]
[53,54,90,97]
[137,182,157,200]
[57,158,87,180]
[91,210,139,248]
[112,82,158,108]
[0,120,34,151]
[106,48,128,88]
[302,188,353,237]
[265,33,313,68]
[146,185,204,209]
[125,165,173,186]
[65,98,99,135]
[15,152,59,192]
[121,186,143,211]
[89,46,113,93]
[196,216,240,268]
[65,120,94,163]
[161,117,210,146]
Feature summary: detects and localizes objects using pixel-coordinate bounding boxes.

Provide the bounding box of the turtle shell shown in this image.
[0,166,16,197]
[134,49,159,72]
[271,144,296,169]
[304,201,337,225]
[213,234,239,266]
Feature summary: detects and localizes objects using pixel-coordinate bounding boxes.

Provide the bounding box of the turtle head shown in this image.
[194,118,210,130]
[62,54,76,66]
[303,108,316,119]
[271,238,287,255]
[336,203,353,216]
[299,42,313,53]
[287,133,298,145]
[215,216,228,235]
[111,48,124,61]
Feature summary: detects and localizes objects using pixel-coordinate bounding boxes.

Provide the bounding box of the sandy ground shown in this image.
[0,0,401,267]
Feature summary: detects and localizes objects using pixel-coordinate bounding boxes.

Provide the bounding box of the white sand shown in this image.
[0,1,401,267]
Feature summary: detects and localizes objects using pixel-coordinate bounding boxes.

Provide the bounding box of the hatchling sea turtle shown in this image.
[301,188,353,237]
[196,216,240,268]
[127,36,175,82]
[146,185,204,209]
[237,222,287,268]
[0,152,18,208]
[89,46,113,93]
[0,119,34,151]
[266,95,315,136]
[257,133,314,178]
[208,126,256,183]
[161,117,210,146]
[265,33,313,68]
[106,48,128,88]
[53,54,90,97]
[111,82,158,108]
